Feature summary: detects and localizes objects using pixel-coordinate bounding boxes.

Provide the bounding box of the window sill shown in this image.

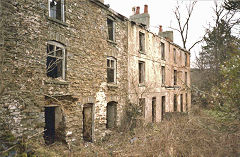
[107,83,118,89]
[138,83,145,87]
[45,79,70,85]
[47,17,68,27]
[139,51,146,55]
[107,40,117,45]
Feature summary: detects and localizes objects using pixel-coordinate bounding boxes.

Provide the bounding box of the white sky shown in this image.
[104,0,224,66]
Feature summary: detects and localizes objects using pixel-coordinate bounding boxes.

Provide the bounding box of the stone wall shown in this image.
[0,0,128,144]
[128,21,191,123]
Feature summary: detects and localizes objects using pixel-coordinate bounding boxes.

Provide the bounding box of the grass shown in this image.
[2,105,239,156]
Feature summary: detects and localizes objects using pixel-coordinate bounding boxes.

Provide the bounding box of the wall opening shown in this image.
[44,107,56,144]
[106,101,117,129]
[161,96,165,119]
[139,98,146,118]
[44,106,64,145]
[180,94,183,112]
[83,103,93,142]
[174,94,177,112]
[152,97,156,123]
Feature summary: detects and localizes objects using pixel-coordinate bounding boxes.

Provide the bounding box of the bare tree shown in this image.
[171,1,202,51]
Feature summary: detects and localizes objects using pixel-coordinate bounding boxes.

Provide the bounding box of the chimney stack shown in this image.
[159,25,163,33]
[136,6,140,14]
[144,5,148,13]
[132,7,136,15]
[130,5,150,29]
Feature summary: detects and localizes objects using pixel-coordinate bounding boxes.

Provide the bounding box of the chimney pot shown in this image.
[136,6,140,14]
[144,5,148,13]
[132,7,136,15]
[159,25,163,33]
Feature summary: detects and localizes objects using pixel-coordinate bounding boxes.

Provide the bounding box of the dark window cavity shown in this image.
[174,48,177,63]
[174,70,177,85]
[161,66,165,85]
[161,42,165,60]
[139,61,145,84]
[49,0,64,21]
[107,57,116,83]
[47,41,66,79]
[174,94,177,112]
[107,18,115,41]
[139,32,145,52]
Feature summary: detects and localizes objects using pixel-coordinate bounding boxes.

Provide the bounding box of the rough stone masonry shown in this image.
[0,0,191,146]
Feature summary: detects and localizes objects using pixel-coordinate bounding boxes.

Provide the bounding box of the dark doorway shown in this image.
[106,101,117,129]
[180,94,183,112]
[44,107,55,145]
[152,97,156,123]
[161,96,165,119]
[83,104,93,142]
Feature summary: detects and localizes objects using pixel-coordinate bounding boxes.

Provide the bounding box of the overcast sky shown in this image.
[104,0,224,66]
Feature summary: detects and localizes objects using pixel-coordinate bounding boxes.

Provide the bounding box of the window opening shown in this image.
[139,61,145,84]
[161,66,165,85]
[46,42,65,79]
[161,42,165,60]
[174,48,177,63]
[107,57,116,83]
[107,18,114,41]
[139,32,145,52]
[49,0,64,21]
[174,94,177,112]
[161,96,165,119]
[174,70,177,85]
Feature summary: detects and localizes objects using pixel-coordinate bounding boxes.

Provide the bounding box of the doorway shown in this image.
[152,97,156,123]
[161,96,165,120]
[106,101,117,129]
[44,107,55,144]
[83,104,93,142]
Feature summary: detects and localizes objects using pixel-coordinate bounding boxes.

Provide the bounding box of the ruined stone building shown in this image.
[0,0,190,145]
[128,5,191,123]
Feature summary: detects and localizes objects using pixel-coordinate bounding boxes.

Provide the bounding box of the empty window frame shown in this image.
[49,0,65,21]
[174,70,177,85]
[174,94,177,112]
[47,41,66,79]
[161,66,165,85]
[139,32,145,52]
[173,48,177,63]
[139,98,146,117]
[107,18,115,41]
[161,42,165,60]
[139,61,145,84]
[107,57,116,83]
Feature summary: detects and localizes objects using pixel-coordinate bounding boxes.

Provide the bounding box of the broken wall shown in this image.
[0,0,128,145]
[127,22,191,123]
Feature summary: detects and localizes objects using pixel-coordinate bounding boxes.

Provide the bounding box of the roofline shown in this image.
[90,0,190,54]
